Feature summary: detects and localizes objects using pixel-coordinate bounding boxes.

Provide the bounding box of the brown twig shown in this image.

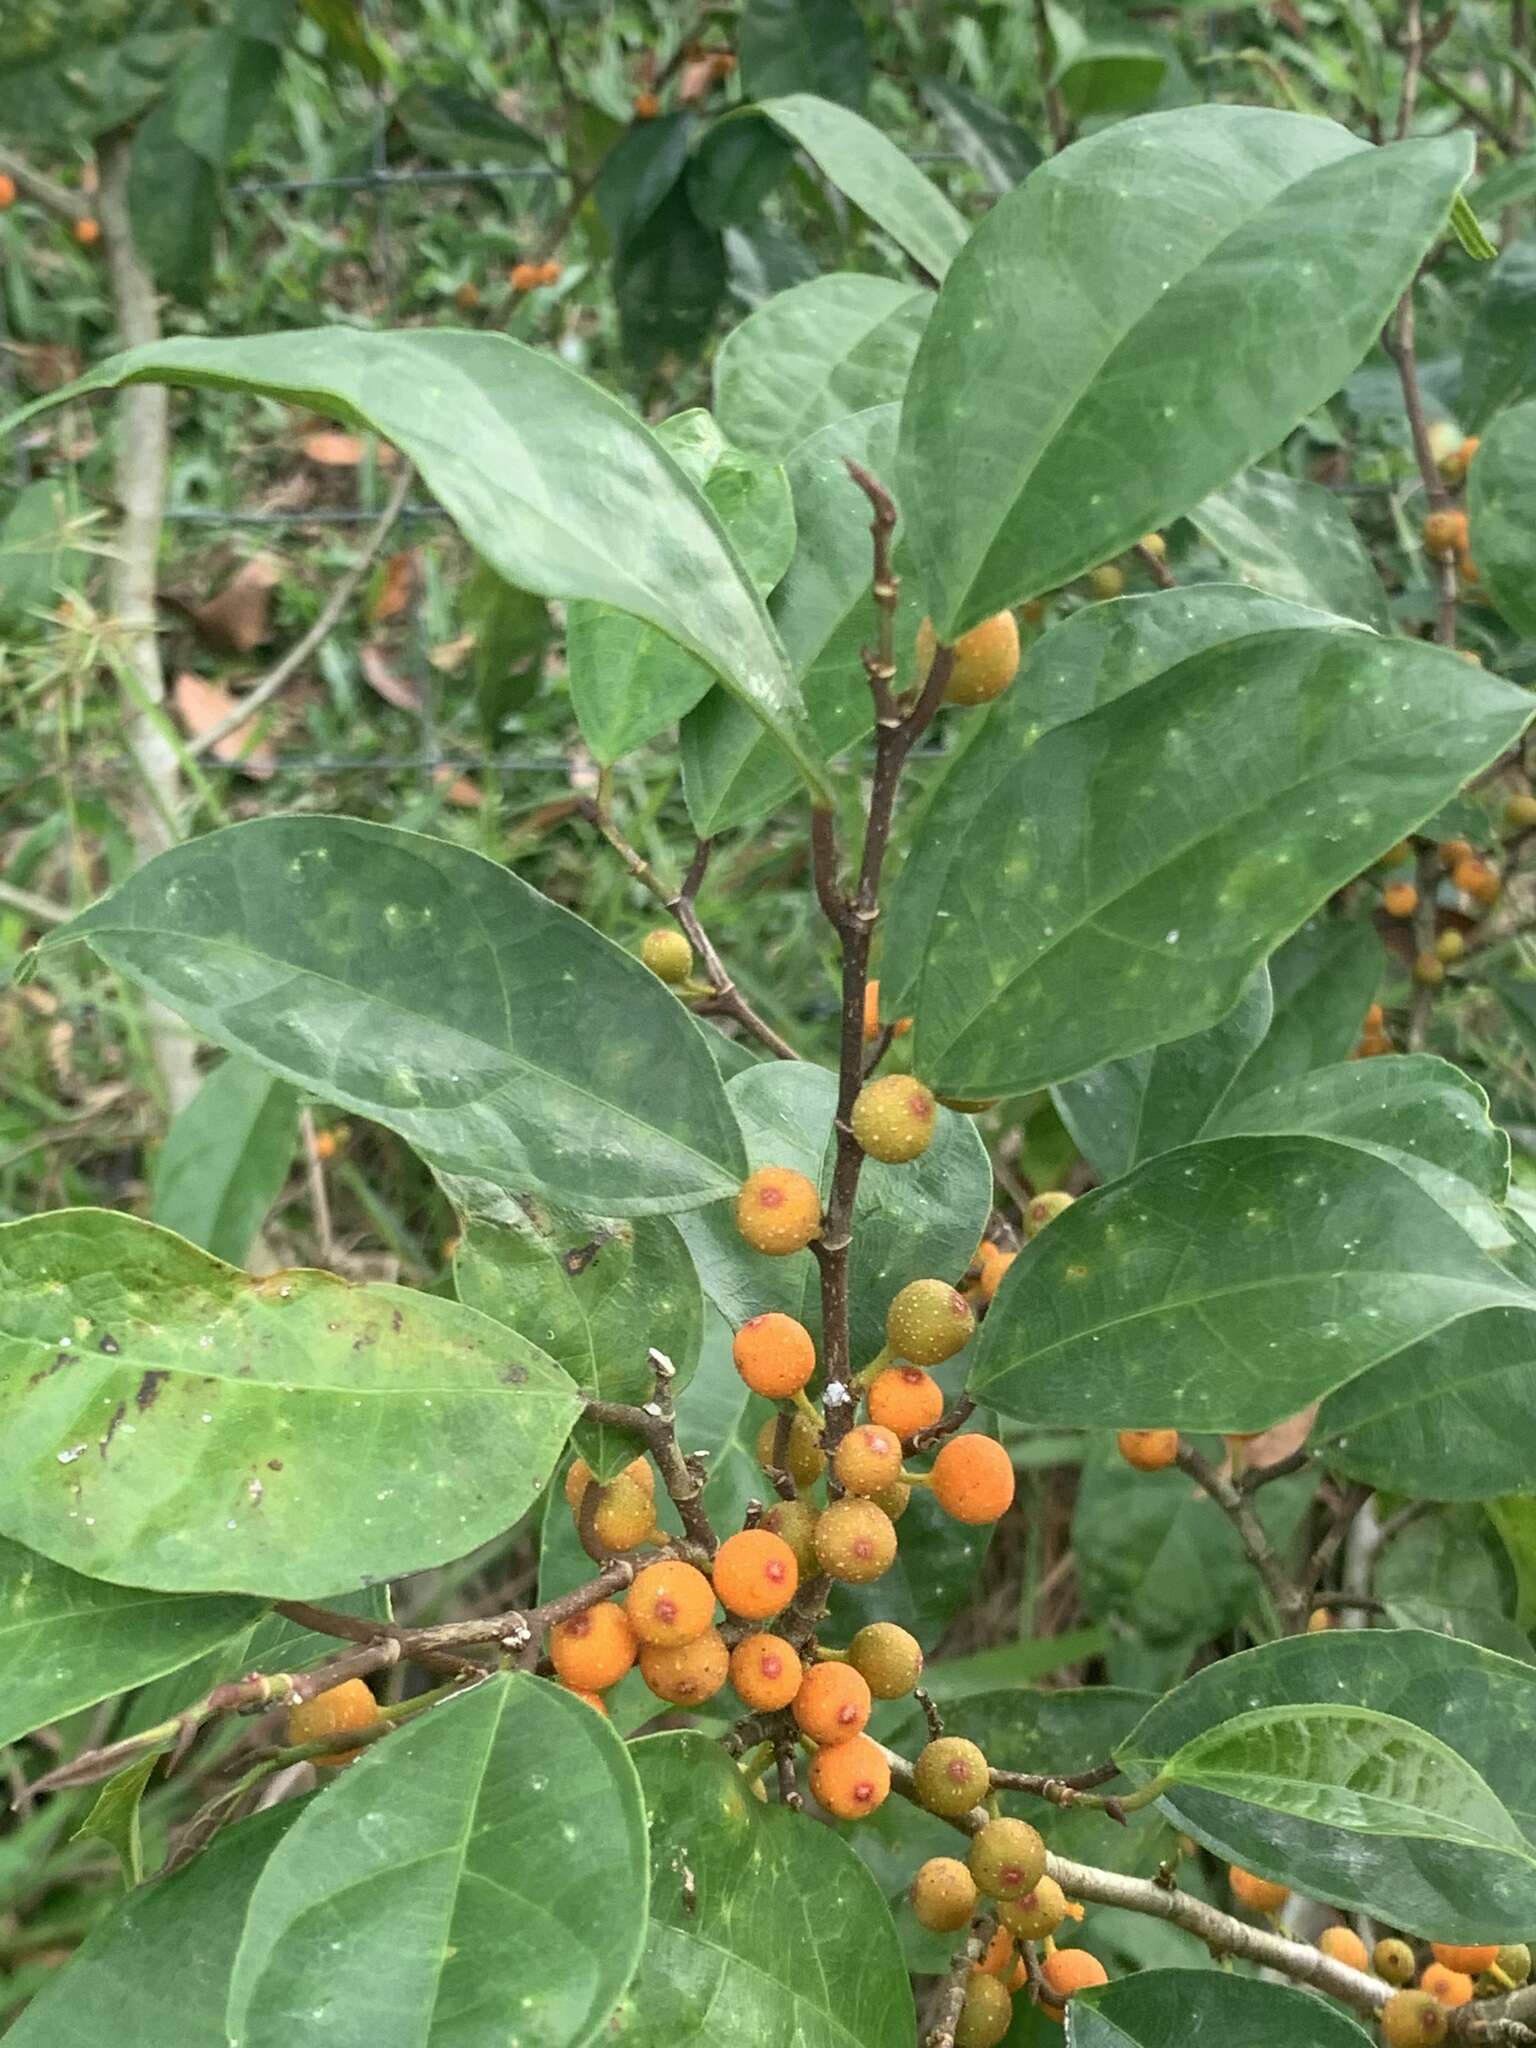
[1176,1439,1309,1634]
[1135,540,1176,590]
[0,143,89,223]
[582,1349,719,1554]
[909,1397,976,1455]
[925,1918,995,2048]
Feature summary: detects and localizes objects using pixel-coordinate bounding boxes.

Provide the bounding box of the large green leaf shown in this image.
[1315,1307,1536,1502]
[3,1805,301,2048]
[756,94,969,280]
[1226,915,1383,1103]
[1054,969,1274,1181]
[566,411,794,762]
[1461,239,1536,428]
[713,275,930,460]
[895,107,1471,635]
[1469,395,1536,638]
[1373,1505,1533,1659]
[44,816,748,1216]
[675,1059,991,1370]
[682,403,927,835]
[886,613,1527,1097]
[0,1209,582,1596]
[1160,1703,1528,1855]
[128,96,220,302]
[738,0,870,109]
[1205,1054,1511,1250]
[1072,1972,1374,2048]
[880,589,1353,1027]
[454,1204,702,1480]
[1190,468,1392,630]
[227,1675,648,2048]
[1117,1630,1536,1938]
[969,1135,1533,1432]
[918,78,1041,194]
[1,330,825,794]
[0,1535,260,1748]
[613,1731,912,2046]
[151,1056,298,1267]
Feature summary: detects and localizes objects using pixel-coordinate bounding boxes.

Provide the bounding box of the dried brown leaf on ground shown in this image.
[371,548,418,623]
[172,671,277,779]
[301,430,399,468]
[358,642,421,712]
[188,556,281,654]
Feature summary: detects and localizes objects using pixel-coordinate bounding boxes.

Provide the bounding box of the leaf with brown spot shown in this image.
[187,557,281,654]
[172,672,278,777]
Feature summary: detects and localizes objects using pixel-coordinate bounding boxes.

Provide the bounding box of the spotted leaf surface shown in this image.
[970,1135,1534,1432]
[610,1731,912,2046]
[897,107,1471,634]
[0,1209,582,1596]
[1118,1630,1536,1938]
[45,816,747,1217]
[883,608,1529,1098]
[1071,1972,1373,2048]
[227,1676,647,2048]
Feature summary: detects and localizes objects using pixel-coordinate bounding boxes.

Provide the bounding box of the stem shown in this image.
[581,1349,718,1554]
[1176,1440,1309,1634]
[0,143,89,222]
[925,1918,995,2048]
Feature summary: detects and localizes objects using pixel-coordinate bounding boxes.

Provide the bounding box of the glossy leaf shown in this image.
[675,1059,990,1369]
[1117,1629,1536,1937]
[881,588,1353,1027]
[1160,1703,1528,1855]
[1469,396,1536,638]
[0,1534,260,1748]
[918,77,1041,193]
[73,1753,157,1886]
[896,107,1471,635]
[151,1057,298,1267]
[0,1209,582,1597]
[3,1805,301,2048]
[1190,468,1392,630]
[713,275,929,460]
[1460,239,1536,427]
[970,1135,1533,1432]
[613,1731,912,2046]
[1072,1971,1374,2048]
[227,1675,648,2048]
[739,0,870,109]
[683,403,927,834]
[1228,914,1384,1103]
[1205,1054,1511,1250]
[567,411,794,762]
[1315,1306,1536,1502]
[1373,1506,1533,1659]
[454,1203,701,1480]
[757,94,969,279]
[1054,969,1274,1181]
[46,816,748,1215]
[1,329,825,793]
[886,613,1527,1097]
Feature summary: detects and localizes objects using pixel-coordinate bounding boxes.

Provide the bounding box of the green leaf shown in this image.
[970,1134,1533,1432]
[567,411,794,763]
[687,119,795,230]
[1468,396,1536,638]
[614,184,727,373]
[887,610,1527,1097]
[1190,468,1392,630]
[918,78,1042,194]
[171,27,284,166]
[0,27,190,144]
[0,1534,259,1748]
[226,1675,647,2048]
[1226,915,1383,1103]
[1489,1495,1536,1632]
[1315,1307,1536,1501]
[1057,44,1168,118]
[394,83,545,166]
[0,1209,582,1597]
[46,816,748,1215]
[713,275,930,461]
[151,1057,298,1268]
[300,0,383,79]
[1054,968,1274,1181]
[1205,1054,1511,1250]
[1160,1702,1528,1856]
[675,1059,991,1370]
[614,1731,912,2047]
[1461,239,1536,428]
[0,477,88,633]
[1,329,825,795]
[896,108,1471,634]
[1373,1506,1533,1659]
[1072,1971,1374,2048]
[128,97,219,302]
[2,1804,301,2048]
[756,94,969,280]
[1449,188,1498,263]
[73,1753,158,1887]
[682,402,927,835]
[739,0,871,110]
[454,1204,702,1480]
[1117,1629,1536,1937]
